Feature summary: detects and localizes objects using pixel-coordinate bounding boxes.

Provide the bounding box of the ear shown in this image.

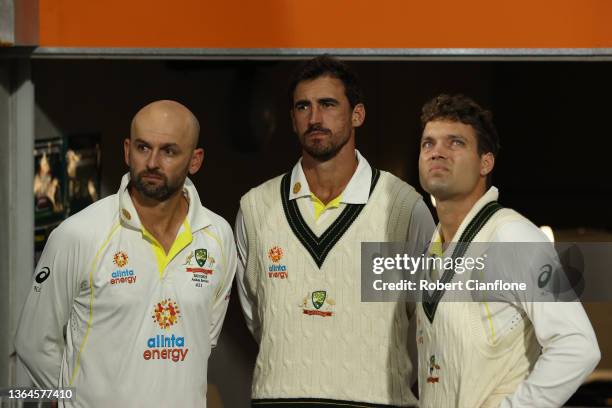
[188,148,204,175]
[124,138,131,167]
[351,103,365,128]
[480,152,495,177]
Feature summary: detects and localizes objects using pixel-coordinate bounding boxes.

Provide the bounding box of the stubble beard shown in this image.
[130,168,186,202]
[300,127,351,162]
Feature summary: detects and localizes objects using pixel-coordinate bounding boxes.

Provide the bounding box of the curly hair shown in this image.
[288,55,364,109]
[421,94,500,158]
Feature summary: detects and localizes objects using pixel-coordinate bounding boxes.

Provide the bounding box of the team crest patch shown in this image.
[427,355,441,383]
[152,299,181,330]
[267,246,288,279]
[184,249,214,287]
[300,290,335,317]
[195,248,208,267]
[312,290,326,309]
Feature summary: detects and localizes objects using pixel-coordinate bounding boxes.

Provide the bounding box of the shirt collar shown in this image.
[117,173,212,233]
[288,149,373,204]
[429,186,499,252]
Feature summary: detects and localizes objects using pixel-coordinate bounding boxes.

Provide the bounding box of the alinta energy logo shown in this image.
[144,298,189,362]
[110,251,136,285]
[152,299,181,329]
[113,251,128,267]
[267,246,288,279]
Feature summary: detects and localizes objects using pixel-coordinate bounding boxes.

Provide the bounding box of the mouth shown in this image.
[141,173,164,181]
[305,128,331,138]
[428,166,449,174]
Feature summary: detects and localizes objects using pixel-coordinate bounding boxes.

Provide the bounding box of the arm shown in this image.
[14,226,81,388]
[406,198,436,256]
[497,222,600,407]
[405,198,436,386]
[209,220,238,348]
[234,209,260,341]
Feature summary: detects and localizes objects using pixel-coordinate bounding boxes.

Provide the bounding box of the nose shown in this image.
[146,149,160,169]
[308,105,322,125]
[429,142,447,160]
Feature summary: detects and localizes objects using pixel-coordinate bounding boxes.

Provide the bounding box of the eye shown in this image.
[294,103,309,111]
[321,101,334,108]
[421,140,433,149]
[136,143,149,152]
[451,138,465,146]
[163,147,177,156]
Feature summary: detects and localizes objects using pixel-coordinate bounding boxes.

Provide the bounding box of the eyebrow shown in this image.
[133,138,180,149]
[293,97,340,107]
[318,97,339,104]
[420,134,467,141]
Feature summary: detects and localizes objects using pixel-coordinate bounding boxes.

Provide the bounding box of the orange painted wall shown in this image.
[39,0,612,48]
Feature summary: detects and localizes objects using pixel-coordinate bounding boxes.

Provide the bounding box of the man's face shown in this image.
[291,75,364,162]
[125,124,198,202]
[419,120,493,201]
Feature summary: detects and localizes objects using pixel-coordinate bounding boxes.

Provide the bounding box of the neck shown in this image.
[435,185,488,244]
[301,143,357,204]
[129,187,188,236]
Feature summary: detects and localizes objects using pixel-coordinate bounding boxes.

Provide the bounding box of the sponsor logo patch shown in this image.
[110,251,136,285]
[33,266,51,292]
[113,251,129,268]
[267,246,288,279]
[144,299,188,362]
[152,299,181,329]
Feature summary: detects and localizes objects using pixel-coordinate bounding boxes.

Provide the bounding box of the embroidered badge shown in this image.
[183,249,214,288]
[427,355,441,383]
[300,290,335,317]
[195,248,208,267]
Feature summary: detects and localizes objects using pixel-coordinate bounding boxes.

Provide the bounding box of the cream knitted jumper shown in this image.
[241,169,421,407]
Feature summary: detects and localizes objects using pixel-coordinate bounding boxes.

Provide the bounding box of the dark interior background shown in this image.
[31,59,612,406]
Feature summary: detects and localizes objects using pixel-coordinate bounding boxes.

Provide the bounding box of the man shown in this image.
[236,56,435,407]
[15,100,237,407]
[416,94,600,407]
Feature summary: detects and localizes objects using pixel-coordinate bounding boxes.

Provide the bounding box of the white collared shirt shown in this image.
[15,173,237,407]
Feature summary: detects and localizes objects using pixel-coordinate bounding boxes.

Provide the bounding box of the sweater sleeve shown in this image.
[495,221,600,408]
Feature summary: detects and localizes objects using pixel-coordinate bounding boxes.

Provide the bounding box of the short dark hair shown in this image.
[288,55,364,109]
[420,94,500,158]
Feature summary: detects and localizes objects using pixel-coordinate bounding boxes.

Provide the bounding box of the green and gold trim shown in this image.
[252,397,412,408]
[422,201,503,323]
[281,169,381,269]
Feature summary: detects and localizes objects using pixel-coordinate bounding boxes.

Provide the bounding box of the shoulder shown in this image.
[239,174,286,208]
[241,174,285,199]
[490,208,548,243]
[51,193,119,243]
[377,170,418,192]
[200,205,234,240]
[375,170,422,203]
